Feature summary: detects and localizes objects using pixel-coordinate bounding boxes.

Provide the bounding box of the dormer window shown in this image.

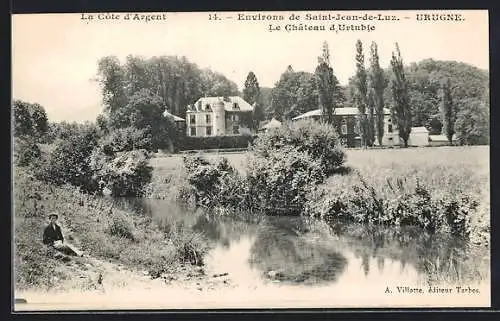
[205,104,211,111]
[233,103,239,110]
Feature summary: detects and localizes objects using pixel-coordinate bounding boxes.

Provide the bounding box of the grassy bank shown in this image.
[14,166,209,291]
[147,146,490,244]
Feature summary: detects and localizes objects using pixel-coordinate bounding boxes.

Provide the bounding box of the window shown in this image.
[190,126,196,136]
[232,114,239,122]
[205,104,211,110]
[341,119,348,135]
[233,125,239,134]
[206,114,211,124]
[190,115,196,124]
[206,126,212,136]
[388,124,393,133]
[233,103,239,110]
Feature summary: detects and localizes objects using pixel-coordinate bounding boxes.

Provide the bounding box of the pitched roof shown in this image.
[429,134,458,141]
[162,110,185,121]
[189,96,253,112]
[262,118,282,129]
[292,108,391,120]
[411,127,429,133]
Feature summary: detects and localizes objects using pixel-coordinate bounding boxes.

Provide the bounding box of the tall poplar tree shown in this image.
[354,40,371,147]
[439,78,456,145]
[368,42,387,146]
[315,41,341,124]
[389,43,412,147]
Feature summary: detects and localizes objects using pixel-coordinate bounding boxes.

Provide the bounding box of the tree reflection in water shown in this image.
[248,217,348,285]
[112,198,489,287]
[323,222,489,285]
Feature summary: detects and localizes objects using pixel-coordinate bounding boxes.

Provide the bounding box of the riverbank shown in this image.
[15,213,491,310]
[13,166,222,296]
[147,146,490,246]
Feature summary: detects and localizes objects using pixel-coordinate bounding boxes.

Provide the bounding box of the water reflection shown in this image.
[112,198,489,287]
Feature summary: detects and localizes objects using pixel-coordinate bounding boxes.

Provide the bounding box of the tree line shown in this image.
[255,40,488,147]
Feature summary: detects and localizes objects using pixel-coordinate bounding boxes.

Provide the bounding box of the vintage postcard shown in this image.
[12,10,490,311]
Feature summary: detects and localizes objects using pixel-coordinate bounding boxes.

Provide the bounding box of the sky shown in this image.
[12,10,489,122]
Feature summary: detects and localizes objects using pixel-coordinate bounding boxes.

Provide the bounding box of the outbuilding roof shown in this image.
[292,107,391,120]
[261,118,282,129]
[162,110,185,121]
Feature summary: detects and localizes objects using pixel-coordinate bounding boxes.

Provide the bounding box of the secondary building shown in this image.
[292,107,395,147]
[185,96,254,137]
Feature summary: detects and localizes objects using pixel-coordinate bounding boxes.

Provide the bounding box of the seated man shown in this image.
[43,212,83,257]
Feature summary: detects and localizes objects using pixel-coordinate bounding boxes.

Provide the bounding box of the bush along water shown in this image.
[178,119,347,215]
[181,155,247,210]
[250,119,347,176]
[305,172,479,236]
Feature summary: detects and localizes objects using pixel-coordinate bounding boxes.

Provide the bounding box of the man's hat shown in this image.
[48,212,59,219]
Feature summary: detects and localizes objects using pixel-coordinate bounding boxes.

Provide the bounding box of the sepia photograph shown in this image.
[12,10,490,311]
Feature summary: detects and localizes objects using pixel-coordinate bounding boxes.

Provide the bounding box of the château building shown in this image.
[185,96,254,137]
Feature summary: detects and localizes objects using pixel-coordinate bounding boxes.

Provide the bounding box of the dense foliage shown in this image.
[96,55,239,119]
[245,146,326,215]
[180,134,256,151]
[13,100,49,140]
[250,119,346,176]
[305,174,479,236]
[269,66,320,121]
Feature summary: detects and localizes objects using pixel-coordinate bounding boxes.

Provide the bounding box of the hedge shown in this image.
[178,135,257,151]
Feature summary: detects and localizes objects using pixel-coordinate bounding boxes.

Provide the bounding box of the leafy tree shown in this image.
[439,79,457,145]
[96,56,128,115]
[368,42,387,146]
[243,71,260,105]
[13,100,49,140]
[389,43,412,147]
[455,98,489,145]
[13,101,32,137]
[270,68,319,121]
[353,40,371,147]
[259,87,273,120]
[34,124,100,193]
[124,89,176,151]
[315,42,342,124]
[243,71,265,129]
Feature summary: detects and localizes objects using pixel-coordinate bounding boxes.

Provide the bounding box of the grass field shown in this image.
[150,146,489,198]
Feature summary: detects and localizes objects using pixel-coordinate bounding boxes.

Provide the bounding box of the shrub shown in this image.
[305,174,479,236]
[99,127,153,155]
[250,119,346,176]
[170,227,209,266]
[90,149,153,197]
[14,137,41,167]
[246,145,326,215]
[33,125,99,193]
[180,134,256,151]
[182,155,244,208]
[105,212,136,240]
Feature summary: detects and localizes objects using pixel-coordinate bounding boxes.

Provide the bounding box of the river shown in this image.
[15,197,490,310]
[107,197,491,308]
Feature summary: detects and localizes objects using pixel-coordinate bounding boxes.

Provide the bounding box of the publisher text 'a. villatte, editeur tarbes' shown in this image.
[386,286,481,295]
